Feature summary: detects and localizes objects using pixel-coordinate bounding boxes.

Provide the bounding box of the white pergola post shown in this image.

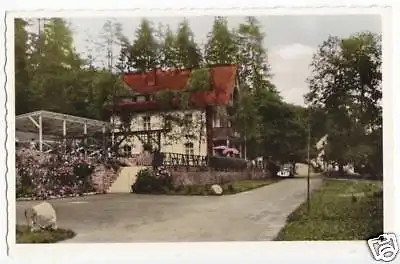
[111,116,115,147]
[84,121,87,158]
[63,118,67,151]
[102,125,106,151]
[83,121,88,141]
[38,114,43,152]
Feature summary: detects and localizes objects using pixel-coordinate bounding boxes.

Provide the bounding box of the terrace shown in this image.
[16,110,111,152]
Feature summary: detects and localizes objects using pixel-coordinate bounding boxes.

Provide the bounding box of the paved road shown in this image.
[16,178,322,242]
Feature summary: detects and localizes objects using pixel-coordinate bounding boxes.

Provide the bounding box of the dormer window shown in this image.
[137,95,146,102]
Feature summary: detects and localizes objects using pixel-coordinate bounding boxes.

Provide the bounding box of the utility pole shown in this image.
[307,111,311,214]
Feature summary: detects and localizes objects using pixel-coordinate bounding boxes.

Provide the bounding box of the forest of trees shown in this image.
[14,17,382,171]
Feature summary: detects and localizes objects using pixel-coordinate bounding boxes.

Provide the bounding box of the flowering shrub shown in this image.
[16,150,97,199]
[131,166,173,194]
[208,156,248,171]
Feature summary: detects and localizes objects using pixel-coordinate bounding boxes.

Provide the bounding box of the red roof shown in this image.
[120,65,237,108]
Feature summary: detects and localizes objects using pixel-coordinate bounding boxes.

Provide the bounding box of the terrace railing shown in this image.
[162,152,208,167]
[160,152,263,172]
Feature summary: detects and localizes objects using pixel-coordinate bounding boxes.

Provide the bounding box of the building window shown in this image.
[184,113,193,125]
[163,119,171,130]
[185,134,196,140]
[184,142,194,156]
[143,116,151,130]
[137,95,146,102]
[139,133,150,144]
[220,118,228,127]
[214,117,221,128]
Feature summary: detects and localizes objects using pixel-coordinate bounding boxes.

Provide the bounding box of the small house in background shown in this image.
[108,65,244,158]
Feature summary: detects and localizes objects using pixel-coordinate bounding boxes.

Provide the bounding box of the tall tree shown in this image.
[257,93,308,161]
[305,32,382,173]
[83,29,98,70]
[204,16,238,65]
[174,19,202,68]
[98,19,127,72]
[15,18,82,115]
[15,18,33,114]
[231,17,281,158]
[28,18,84,114]
[38,18,82,69]
[236,17,273,93]
[128,19,159,72]
[159,26,177,69]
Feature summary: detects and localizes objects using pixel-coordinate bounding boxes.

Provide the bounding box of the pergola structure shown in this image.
[112,128,171,151]
[16,110,111,152]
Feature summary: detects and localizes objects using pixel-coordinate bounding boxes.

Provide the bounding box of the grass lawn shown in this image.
[223,179,280,194]
[275,179,383,241]
[16,225,76,243]
[168,179,279,195]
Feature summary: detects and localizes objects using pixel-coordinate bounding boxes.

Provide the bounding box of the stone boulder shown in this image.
[210,184,223,195]
[25,201,57,231]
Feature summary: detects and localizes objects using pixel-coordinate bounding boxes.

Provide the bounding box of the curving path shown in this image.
[16,178,322,242]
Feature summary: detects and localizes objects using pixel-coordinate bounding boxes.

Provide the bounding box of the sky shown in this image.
[67,15,382,106]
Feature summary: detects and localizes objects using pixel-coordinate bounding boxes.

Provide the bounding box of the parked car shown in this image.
[277,163,295,178]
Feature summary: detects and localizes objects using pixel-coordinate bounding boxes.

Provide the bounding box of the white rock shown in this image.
[25,201,57,231]
[210,184,223,195]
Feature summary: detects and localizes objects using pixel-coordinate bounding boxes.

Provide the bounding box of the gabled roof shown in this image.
[120,65,237,107]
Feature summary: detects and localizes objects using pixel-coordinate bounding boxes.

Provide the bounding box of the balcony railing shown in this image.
[212,127,241,139]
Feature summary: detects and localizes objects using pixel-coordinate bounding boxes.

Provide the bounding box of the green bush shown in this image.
[208,156,248,170]
[16,225,75,243]
[73,162,94,192]
[174,185,184,193]
[185,185,193,194]
[131,167,173,194]
[16,185,36,198]
[187,68,211,93]
[155,90,191,109]
[73,163,93,180]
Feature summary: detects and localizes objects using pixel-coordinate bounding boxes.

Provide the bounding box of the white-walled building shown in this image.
[111,110,207,155]
[110,65,244,158]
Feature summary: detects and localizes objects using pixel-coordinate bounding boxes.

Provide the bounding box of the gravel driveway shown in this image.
[16,178,322,242]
